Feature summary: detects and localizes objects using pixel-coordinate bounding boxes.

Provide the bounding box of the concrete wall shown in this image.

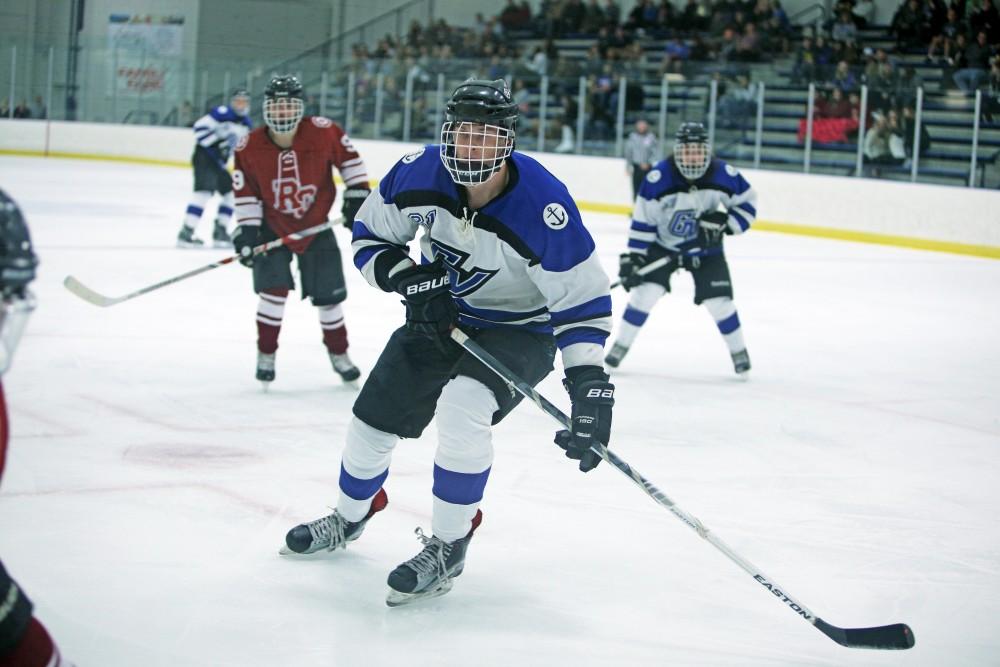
[2,118,998,254]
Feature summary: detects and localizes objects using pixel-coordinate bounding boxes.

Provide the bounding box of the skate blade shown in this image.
[385,578,454,607]
[176,240,205,249]
[260,381,272,392]
[213,241,232,249]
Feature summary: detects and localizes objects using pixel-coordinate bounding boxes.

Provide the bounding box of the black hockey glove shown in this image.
[618,252,647,291]
[697,210,729,247]
[388,258,458,353]
[232,225,260,268]
[340,187,370,232]
[554,365,615,473]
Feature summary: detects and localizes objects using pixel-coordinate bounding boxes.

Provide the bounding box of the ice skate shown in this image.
[176,226,204,248]
[329,351,361,382]
[281,488,388,555]
[604,342,630,368]
[731,349,751,377]
[212,222,232,249]
[256,351,276,388]
[385,510,482,607]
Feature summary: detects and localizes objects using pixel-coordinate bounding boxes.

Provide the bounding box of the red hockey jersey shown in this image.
[233,117,369,253]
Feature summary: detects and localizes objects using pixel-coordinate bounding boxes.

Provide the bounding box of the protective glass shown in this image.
[674,140,711,180]
[439,121,513,185]
[264,97,304,134]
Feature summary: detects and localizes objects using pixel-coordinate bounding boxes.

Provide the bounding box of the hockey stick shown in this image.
[608,255,672,290]
[64,219,339,307]
[449,328,915,651]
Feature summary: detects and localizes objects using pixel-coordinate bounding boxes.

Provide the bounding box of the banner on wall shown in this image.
[106,14,185,98]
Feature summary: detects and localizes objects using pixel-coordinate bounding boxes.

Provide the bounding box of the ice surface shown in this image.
[1,156,998,666]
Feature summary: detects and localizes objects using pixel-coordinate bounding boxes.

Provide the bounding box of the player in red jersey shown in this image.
[0,189,72,667]
[232,75,371,387]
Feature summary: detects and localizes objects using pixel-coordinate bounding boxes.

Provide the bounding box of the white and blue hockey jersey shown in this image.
[629,157,757,257]
[352,146,612,370]
[193,105,252,159]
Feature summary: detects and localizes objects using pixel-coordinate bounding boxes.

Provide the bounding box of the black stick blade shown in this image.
[815,618,915,650]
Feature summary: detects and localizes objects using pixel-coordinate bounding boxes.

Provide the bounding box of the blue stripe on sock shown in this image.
[717,312,741,334]
[623,306,649,327]
[217,205,233,216]
[432,464,491,505]
[186,205,204,216]
[339,464,389,501]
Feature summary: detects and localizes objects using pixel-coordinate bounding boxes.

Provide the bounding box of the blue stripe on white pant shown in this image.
[702,296,746,354]
[431,376,498,542]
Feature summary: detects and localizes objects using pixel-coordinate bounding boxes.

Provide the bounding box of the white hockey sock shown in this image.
[337,418,399,522]
[317,303,345,332]
[256,291,287,329]
[431,376,498,542]
[615,282,666,347]
[703,296,747,353]
[183,191,212,230]
[216,191,235,228]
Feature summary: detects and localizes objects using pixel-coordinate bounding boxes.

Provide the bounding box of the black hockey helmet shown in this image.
[0,189,37,298]
[673,121,712,181]
[0,189,38,374]
[230,88,251,116]
[263,75,304,133]
[440,78,517,186]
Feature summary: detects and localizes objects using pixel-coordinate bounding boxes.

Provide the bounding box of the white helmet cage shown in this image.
[263,97,304,134]
[673,122,712,181]
[439,121,514,186]
[263,75,305,134]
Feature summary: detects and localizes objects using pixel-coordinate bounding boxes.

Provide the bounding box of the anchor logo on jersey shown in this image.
[429,239,499,298]
[272,150,317,219]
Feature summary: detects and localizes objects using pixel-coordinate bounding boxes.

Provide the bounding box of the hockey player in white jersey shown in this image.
[176,89,252,248]
[606,121,756,376]
[281,79,616,606]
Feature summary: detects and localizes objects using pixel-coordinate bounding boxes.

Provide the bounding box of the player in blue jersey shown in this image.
[606,122,756,376]
[281,79,616,606]
[176,89,253,248]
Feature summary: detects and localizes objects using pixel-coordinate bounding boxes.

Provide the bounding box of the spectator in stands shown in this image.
[31,95,46,120]
[604,0,622,26]
[831,59,859,91]
[12,100,31,119]
[968,0,1000,42]
[500,0,532,32]
[734,22,763,60]
[177,99,194,127]
[868,60,900,109]
[581,0,606,33]
[679,0,703,31]
[817,86,853,118]
[894,66,923,107]
[982,57,1000,122]
[901,104,932,156]
[891,0,928,50]
[657,0,676,31]
[562,0,587,34]
[791,36,817,84]
[864,111,905,175]
[813,35,835,79]
[953,31,992,93]
[555,91,579,152]
[718,72,757,128]
[831,10,859,44]
[928,7,966,62]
